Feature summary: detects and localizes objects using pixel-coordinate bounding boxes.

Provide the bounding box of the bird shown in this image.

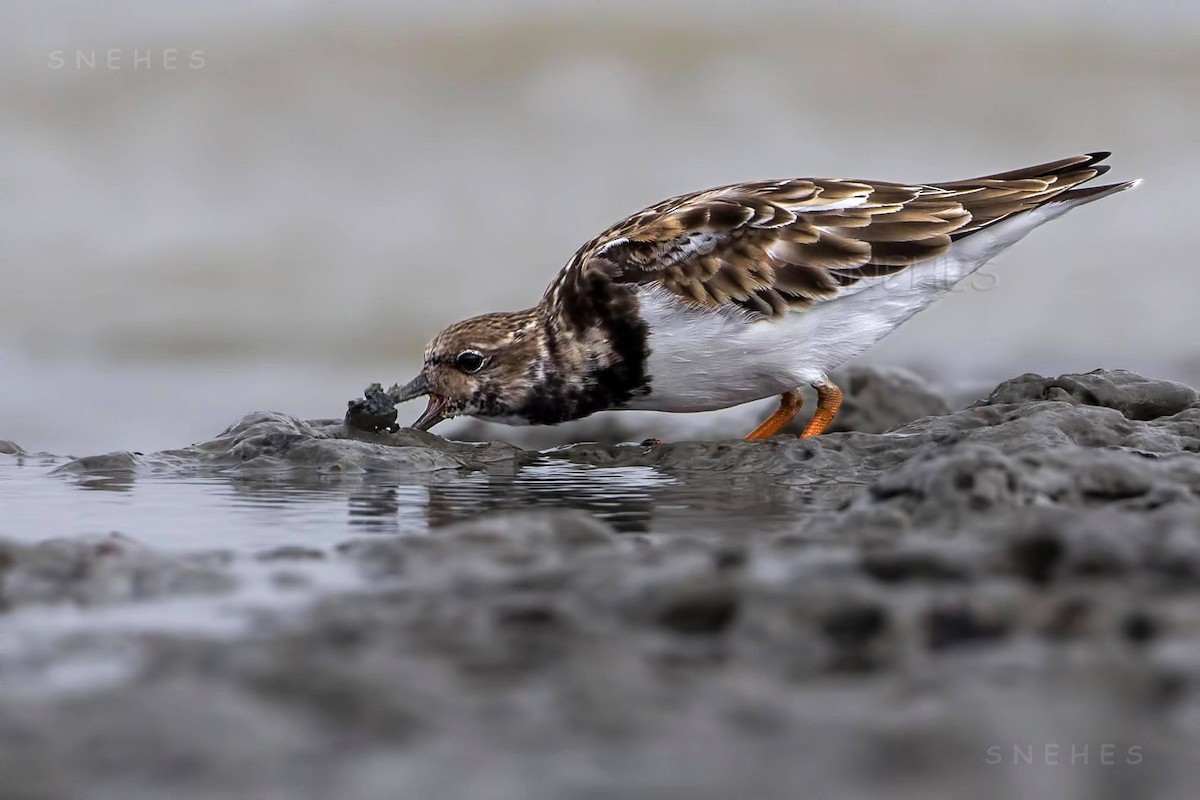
[393,152,1138,439]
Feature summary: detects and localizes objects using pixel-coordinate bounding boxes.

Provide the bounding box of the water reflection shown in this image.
[74,474,137,493]
[2,455,860,552]
[420,463,667,533]
[348,485,405,533]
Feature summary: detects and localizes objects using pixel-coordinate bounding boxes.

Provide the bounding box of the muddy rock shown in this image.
[860,539,982,583]
[980,368,1199,421]
[646,577,741,635]
[0,533,236,609]
[52,411,535,477]
[45,368,1200,486]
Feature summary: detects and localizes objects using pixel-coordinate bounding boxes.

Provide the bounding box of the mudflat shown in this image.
[1,368,1198,799]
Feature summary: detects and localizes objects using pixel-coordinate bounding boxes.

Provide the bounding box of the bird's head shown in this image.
[395,309,544,430]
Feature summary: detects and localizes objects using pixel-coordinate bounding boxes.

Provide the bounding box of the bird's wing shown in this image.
[548,152,1113,319]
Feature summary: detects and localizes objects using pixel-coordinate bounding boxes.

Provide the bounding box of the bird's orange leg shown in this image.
[800,381,843,438]
[744,389,804,440]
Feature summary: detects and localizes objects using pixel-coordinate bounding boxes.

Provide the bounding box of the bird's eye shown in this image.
[455,350,486,374]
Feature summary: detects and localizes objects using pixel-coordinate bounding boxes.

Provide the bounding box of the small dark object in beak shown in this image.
[345,383,400,433]
[391,372,448,431]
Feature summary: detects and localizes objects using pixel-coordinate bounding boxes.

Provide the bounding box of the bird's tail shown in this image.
[981,150,1141,208]
[944,152,1139,263]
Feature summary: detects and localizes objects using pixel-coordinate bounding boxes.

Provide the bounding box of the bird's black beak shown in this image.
[392,372,447,431]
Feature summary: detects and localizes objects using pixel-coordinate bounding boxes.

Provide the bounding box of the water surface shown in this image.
[1,455,832,551]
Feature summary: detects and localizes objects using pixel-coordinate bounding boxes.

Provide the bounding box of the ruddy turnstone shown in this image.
[393,152,1138,439]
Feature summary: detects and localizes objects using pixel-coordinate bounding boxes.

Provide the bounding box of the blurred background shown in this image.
[4,0,1198,455]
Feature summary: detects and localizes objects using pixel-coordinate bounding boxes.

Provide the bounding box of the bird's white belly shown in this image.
[628,285,897,413]
[626,205,1061,413]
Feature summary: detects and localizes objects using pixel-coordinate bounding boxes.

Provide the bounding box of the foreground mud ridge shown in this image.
[1,369,1199,799]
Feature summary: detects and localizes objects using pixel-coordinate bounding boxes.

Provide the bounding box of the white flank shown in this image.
[626,197,1098,413]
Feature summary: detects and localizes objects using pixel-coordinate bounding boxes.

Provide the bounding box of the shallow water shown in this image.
[0,454,831,551]
[0,448,843,660]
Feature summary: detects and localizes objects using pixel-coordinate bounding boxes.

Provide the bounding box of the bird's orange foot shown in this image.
[744,382,843,440]
[744,389,804,440]
[800,382,843,438]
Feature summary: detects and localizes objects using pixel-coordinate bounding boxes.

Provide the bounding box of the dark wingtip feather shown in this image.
[968,152,1115,183]
[1055,179,1141,205]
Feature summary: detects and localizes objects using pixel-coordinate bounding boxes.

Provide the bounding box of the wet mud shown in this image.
[2,369,1198,799]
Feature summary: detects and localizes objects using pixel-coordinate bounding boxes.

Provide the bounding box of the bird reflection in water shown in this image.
[54,458,831,541]
[348,461,820,537]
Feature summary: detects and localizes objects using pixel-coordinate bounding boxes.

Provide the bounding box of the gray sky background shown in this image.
[3,0,1197,452]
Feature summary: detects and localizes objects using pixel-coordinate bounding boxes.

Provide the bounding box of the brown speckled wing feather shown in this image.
[550,152,1113,319]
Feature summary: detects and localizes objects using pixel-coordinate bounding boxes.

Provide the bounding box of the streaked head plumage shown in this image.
[395,310,543,430]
